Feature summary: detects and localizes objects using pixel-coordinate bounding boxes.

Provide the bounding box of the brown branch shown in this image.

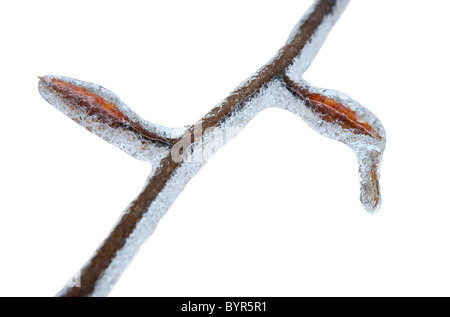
[200,0,340,133]
[52,0,346,297]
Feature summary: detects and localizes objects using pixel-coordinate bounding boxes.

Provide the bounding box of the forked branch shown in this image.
[38,0,385,297]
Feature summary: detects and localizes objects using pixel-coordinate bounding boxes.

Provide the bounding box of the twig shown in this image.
[38,0,384,296]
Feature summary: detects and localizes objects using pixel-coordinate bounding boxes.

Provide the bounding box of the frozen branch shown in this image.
[38,0,385,297]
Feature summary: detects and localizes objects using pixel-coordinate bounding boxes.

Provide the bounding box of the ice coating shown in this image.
[282,76,385,212]
[38,75,181,164]
[57,77,384,295]
[286,0,350,79]
[87,80,299,296]
[37,0,386,297]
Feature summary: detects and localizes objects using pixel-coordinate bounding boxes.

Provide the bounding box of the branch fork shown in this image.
[38,0,385,296]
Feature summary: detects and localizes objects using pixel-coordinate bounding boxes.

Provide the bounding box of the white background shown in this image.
[1,0,450,297]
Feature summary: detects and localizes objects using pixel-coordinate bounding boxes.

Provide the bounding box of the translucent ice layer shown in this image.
[37,0,384,297]
[282,76,386,212]
[38,75,184,164]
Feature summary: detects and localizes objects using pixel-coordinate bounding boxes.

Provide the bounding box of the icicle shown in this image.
[284,76,386,213]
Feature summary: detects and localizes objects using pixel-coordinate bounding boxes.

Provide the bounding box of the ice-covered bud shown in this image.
[38,75,176,163]
[284,76,386,213]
